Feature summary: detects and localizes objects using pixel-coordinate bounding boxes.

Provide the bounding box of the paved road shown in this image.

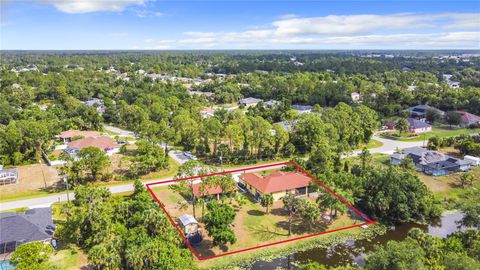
[0,134,426,211]
[342,134,425,158]
[0,163,285,211]
[104,125,136,137]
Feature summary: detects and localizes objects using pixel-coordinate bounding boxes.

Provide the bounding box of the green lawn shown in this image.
[381,127,480,142]
[356,139,383,150]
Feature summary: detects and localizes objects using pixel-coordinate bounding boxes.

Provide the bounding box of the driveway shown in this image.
[168,150,194,164]
[342,134,426,158]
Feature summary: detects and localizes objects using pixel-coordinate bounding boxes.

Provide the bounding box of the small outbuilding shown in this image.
[178,214,199,235]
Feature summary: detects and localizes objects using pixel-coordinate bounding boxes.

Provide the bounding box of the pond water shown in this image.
[0,260,14,270]
[250,212,465,270]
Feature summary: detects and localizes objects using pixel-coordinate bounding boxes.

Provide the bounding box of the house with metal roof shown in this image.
[0,208,55,254]
[407,118,432,133]
[239,97,263,107]
[239,171,311,201]
[390,147,470,176]
[406,105,444,118]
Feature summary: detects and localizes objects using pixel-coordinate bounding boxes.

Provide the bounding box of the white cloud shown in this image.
[38,0,145,14]
[136,9,164,18]
[149,12,479,49]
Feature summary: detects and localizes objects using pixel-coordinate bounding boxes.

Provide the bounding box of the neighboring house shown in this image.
[406,105,444,118]
[178,214,198,235]
[0,167,18,185]
[239,97,263,107]
[390,147,470,176]
[407,118,432,133]
[264,100,280,107]
[188,91,214,98]
[464,155,480,166]
[66,136,119,158]
[200,107,215,118]
[57,130,101,143]
[239,171,311,201]
[82,98,106,114]
[0,208,55,254]
[274,120,297,132]
[291,105,313,114]
[191,183,224,198]
[351,92,362,102]
[455,111,480,127]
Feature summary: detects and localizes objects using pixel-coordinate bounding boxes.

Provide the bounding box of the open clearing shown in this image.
[148,163,371,260]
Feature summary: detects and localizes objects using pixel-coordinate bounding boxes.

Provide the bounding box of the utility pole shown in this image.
[219,150,223,171]
[63,177,70,202]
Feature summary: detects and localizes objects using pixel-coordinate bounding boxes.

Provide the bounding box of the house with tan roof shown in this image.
[65,136,119,158]
[239,171,311,201]
[455,111,480,128]
[57,129,101,143]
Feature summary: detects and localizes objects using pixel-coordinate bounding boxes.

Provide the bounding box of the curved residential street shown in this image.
[1,134,424,211]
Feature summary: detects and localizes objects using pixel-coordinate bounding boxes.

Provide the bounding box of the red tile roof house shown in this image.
[455,111,480,128]
[66,136,119,158]
[239,171,311,201]
[57,129,101,143]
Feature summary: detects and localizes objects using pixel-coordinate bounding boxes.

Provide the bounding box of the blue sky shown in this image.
[1,1,479,50]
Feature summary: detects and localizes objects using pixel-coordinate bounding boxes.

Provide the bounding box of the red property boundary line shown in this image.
[146,161,376,261]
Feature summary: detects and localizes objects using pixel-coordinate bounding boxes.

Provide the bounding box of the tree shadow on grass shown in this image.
[193,239,216,258]
[247,209,265,216]
[275,219,329,235]
[269,207,288,216]
[248,224,289,241]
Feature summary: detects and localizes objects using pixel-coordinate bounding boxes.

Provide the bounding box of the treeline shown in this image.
[58,182,196,269]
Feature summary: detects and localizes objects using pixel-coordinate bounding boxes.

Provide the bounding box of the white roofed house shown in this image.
[0,166,18,185]
[350,92,362,102]
[291,105,313,114]
[239,97,263,108]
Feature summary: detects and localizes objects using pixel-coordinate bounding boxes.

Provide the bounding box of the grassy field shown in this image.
[356,139,383,150]
[381,127,480,142]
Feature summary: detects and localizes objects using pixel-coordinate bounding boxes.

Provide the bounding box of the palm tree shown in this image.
[260,193,274,214]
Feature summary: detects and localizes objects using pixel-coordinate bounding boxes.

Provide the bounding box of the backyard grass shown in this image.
[381,127,480,142]
[152,185,364,260]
